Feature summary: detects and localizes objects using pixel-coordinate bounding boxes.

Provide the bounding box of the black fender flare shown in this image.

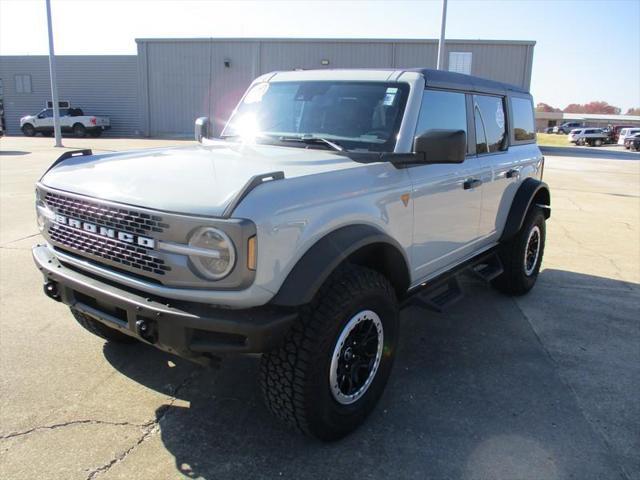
[270,224,411,307]
[500,178,551,242]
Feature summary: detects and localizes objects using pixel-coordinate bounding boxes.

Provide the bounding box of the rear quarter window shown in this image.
[511,97,535,142]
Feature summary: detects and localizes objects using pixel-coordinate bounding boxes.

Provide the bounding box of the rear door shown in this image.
[407,89,483,281]
[475,94,533,241]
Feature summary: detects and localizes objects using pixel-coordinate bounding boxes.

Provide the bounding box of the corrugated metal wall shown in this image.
[138,39,535,137]
[0,39,535,138]
[0,55,138,136]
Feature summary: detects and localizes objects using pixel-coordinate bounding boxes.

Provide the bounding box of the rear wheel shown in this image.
[22,124,35,137]
[260,265,399,441]
[70,308,137,344]
[73,123,86,138]
[492,207,546,296]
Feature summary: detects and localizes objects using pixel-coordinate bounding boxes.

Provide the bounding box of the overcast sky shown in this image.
[1,0,639,111]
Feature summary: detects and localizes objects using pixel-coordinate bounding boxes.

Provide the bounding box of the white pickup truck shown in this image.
[20,107,110,137]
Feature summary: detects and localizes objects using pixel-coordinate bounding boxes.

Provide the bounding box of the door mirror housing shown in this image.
[412,129,466,164]
[194,116,211,143]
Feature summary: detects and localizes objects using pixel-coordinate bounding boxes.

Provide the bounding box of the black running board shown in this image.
[471,253,504,282]
[402,248,501,313]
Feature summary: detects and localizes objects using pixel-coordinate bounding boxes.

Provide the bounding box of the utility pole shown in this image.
[436,0,448,70]
[46,0,63,147]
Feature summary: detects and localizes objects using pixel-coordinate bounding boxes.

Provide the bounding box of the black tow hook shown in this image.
[136,318,158,344]
[44,281,61,301]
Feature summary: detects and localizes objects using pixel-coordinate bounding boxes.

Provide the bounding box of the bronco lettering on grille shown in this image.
[54,214,156,249]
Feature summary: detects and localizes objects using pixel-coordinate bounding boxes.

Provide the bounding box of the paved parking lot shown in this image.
[1,136,638,479]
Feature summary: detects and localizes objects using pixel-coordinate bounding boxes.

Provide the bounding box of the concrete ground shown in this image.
[1,136,638,480]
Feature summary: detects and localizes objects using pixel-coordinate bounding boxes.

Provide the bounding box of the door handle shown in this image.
[506,169,520,179]
[463,178,483,190]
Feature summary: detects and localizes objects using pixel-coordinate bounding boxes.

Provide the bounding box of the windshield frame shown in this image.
[221,80,411,153]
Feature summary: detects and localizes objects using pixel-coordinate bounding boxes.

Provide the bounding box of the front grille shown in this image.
[44,192,169,235]
[49,224,171,275]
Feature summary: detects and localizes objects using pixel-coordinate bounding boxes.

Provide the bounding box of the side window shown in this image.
[511,97,535,142]
[415,89,467,151]
[474,95,506,153]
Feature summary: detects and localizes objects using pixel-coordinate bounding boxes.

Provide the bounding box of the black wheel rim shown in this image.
[329,310,383,405]
[524,225,541,276]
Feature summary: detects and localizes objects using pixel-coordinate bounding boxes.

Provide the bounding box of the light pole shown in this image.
[436,0,448,70]
[45,0,63,147]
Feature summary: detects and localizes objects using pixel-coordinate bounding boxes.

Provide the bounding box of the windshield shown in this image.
[222,81,410,152]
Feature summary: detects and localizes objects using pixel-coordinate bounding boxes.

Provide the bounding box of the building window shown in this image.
[448,52,472,75]
[15,74,32,94]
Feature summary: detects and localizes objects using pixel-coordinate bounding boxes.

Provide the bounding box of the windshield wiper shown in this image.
[278,135,346,152]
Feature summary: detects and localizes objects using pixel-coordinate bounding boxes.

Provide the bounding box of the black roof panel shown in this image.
[407,68,530,96]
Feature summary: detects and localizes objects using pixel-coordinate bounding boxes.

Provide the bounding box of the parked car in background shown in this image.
[568,128,608,146]
[553,121,583,134]
[618,128,640,146]
[20,107,110,137]
[610,125,636,143]
[623,133,640,150]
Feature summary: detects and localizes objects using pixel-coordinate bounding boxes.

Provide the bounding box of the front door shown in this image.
[408,89,483,282]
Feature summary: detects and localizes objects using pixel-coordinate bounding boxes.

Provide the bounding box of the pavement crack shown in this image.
[0,232,40,248]
[85,368,203,480]
[0,419,152,440]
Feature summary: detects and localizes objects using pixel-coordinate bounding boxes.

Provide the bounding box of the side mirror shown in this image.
[413,129,466,164]
[194,116,211,143]
[37,113,45,119]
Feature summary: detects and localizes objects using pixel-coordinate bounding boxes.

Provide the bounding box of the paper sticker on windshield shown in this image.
[383,87,398,106]
[496,105,505,129]
[244,83,269,104]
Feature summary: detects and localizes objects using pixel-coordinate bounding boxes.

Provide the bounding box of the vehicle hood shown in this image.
[21,115,35,124]
[40,141,363,217]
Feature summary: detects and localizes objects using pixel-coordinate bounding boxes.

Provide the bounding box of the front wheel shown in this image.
[492,207,546,295]
[22,124,36,137]
[260,265,399,441]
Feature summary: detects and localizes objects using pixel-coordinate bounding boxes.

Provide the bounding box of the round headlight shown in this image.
[188,227,236,280]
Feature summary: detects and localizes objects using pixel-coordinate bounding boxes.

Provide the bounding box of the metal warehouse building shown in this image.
[0,38,535,137]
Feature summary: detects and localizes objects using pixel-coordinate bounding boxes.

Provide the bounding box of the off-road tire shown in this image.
[73,123,86,138]
[492,207,546,295]
[70,308,137,343]
[22,124,36,137]
[260,265,399,441]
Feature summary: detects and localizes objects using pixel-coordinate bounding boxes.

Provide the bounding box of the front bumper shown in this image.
[33,244,296,362]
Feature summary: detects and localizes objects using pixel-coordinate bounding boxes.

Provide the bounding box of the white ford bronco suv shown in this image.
[33,68,550,440]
